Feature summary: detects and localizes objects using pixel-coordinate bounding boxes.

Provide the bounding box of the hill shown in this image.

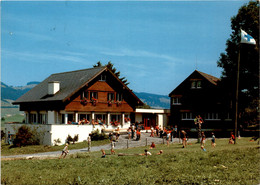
[1,82,40,117]
[1,82,170,117]
[134,92,170,109]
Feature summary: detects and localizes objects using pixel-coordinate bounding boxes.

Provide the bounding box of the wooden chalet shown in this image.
[6,66,169,145]
[13,66,143,126]
[169,70,233,136]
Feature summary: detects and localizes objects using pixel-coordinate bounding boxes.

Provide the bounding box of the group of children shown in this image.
[101,148,163,158]
[60,130,239,159]
[127,125,141,141]
[200,132,216,151]
[179,130,216,151]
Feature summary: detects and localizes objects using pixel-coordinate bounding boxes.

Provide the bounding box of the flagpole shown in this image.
[234,43,241,144]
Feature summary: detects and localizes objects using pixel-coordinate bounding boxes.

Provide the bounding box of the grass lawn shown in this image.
[1,114,24,131]
[1,138,259,185]
[1,139,110,156]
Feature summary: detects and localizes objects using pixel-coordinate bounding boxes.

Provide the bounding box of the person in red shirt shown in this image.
[229,132,235,144]
[136,130,141,141]
[150,142,156,149]
[155,125,159,136]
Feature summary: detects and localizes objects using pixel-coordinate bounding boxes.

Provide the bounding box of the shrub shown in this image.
[13,125,40,147]
[90,129,108,141]
[53,138,61,146]
[66,135,73,144]
[73,134,79,144]
[1,130,5,140]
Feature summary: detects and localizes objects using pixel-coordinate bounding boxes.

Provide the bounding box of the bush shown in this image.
[90,129,108,141]
[53,138,61,146]
[66,134,79,144]
[13,125,40,147]
[73,134,79,144]
[1,130,5,140]
[66,135,73,144]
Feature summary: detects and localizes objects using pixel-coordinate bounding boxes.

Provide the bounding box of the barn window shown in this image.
[100,75,106,81]
[191,80,202,89]
[172,97,181,105]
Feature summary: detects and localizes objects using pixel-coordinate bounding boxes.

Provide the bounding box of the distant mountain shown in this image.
[1,81,40,101]
[134,92,170,109]
[1,81,170,117]
[1,82,40,117]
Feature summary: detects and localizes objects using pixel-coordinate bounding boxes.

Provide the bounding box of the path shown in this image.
[1,133,195,160]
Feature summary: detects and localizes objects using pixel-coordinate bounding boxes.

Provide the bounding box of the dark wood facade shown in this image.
[169,70,234,136]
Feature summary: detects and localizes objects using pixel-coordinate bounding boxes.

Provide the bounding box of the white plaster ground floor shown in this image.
[5,108,170,146]
[5,123,131,146]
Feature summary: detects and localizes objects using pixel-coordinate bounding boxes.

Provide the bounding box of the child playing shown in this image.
[140,149,152,156]
[157,150,163,155]
[211,132,216,147]
[111,142,116,155]
[201,145,206,152]
[101,149,106,158]
[229,132,235,144]
[150,142,156,149]
[166,131,171,147]
[150,127,154,137]
[181,130,187,148]
[201,132,206,148]
[59,143,69,159]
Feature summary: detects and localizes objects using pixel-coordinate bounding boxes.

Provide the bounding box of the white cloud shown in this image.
[2,50,89,65]
[100,48,181,62]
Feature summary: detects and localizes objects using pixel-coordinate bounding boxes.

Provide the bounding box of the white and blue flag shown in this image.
[240,29,256,45]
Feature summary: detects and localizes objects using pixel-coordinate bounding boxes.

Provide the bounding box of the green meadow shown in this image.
[1,138,259,185]
[1,139,110,156]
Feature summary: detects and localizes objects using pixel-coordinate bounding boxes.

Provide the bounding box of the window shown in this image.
[172,97,181,105]
[81,91,89,100]
[191,81,202,89]
[197,81,201,88]
[29,113,37,123]
[181,112,193,120]
[39,113,47,124]
[111,114,121,123]
[107,93,115,101]
[68,114,74,122]
[99,74,106,81]
[116,93,123,101]
[90,92,98,100]
[78,114,90,121]
[205,113,220,120]
[191,81,196,88]
[61,113,74,124]
[95,114,107,124]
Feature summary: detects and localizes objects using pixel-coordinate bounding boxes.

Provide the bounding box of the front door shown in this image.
[143,113,156,130]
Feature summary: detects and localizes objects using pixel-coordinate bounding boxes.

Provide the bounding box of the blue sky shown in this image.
[1,1,248,95]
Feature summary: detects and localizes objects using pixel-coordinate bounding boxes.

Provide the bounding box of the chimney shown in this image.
[48,81,60,95]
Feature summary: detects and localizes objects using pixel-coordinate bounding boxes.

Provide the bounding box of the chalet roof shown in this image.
[169,70,220,96]
[14,67,107,103]
[196,70,220,86]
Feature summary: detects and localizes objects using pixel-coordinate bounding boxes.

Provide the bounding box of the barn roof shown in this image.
[196,70,220,86]
[169,70,220,96]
